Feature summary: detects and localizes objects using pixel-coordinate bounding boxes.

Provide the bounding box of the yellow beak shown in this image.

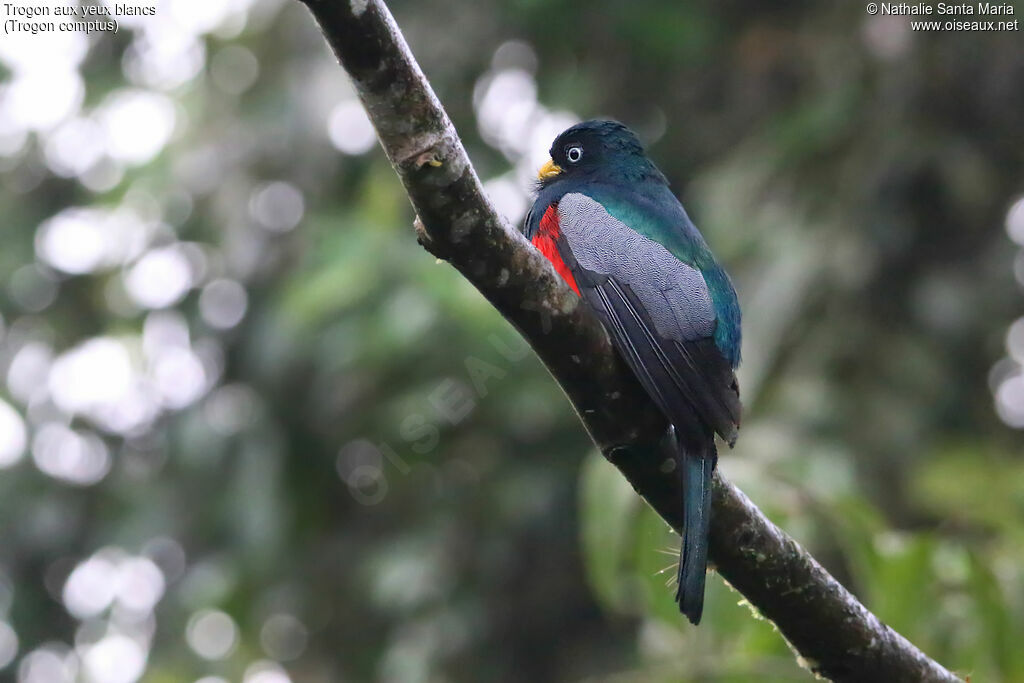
[538,158,562,180]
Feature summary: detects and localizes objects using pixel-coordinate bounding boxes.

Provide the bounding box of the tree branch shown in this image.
[296,1,961,680]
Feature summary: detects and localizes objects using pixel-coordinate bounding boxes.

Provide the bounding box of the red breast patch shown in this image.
[531,205,580,296]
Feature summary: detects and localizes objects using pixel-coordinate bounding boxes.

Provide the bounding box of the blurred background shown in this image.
[0,0,1022,681]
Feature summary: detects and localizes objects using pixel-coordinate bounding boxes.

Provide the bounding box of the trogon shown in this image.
[523,120,742,625]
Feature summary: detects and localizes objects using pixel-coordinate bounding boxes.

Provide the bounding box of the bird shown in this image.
[523,120,741,624]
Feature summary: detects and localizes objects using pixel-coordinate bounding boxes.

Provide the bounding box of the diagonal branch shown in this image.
[295,1,961,681]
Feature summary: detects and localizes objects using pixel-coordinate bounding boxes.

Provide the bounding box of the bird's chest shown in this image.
[530,204,580,296]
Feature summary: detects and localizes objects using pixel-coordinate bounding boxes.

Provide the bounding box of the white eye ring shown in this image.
[566,145,583,163]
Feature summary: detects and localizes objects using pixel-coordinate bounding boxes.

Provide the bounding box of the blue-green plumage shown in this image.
[582,185,741,368]
[525,120,742,624]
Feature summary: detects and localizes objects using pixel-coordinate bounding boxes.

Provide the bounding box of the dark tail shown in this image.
[675,441,715,625]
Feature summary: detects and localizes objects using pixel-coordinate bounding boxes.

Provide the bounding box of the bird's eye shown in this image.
[566,145,583,164]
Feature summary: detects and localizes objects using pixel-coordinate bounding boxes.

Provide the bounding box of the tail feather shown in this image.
[675,443,715,625]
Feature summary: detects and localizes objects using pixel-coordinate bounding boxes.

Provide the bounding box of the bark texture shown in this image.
[296,1,962,680]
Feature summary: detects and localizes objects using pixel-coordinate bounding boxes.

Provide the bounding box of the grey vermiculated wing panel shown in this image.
[557,193,715,343]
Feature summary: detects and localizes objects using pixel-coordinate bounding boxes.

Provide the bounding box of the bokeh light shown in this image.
[327,100,376,155]
[7,342,51,404]
[151,346,207,409]
[44,117,106,178]
[243,660,292,683]
[4,71,85,132]
[1005,196,1024,246]
[484,175,529,225]
[249,182,305,233]
[36,209,108,274]
[259,614,308,662]
[0,400,27,468]
[32,424,112,486]
[470,41,579,226]
[17,644,78,683]
[995,371,1024,428]
[0,620,18,670]
[125,245,194,309]
[8,266,58,312]
[36,207,153,276]
[210,45,260,95]
[97,90,176,166]
[80,634,147,683]
[202,384,258,435]
[114,558,166,614]
[199,279,249,330]
[49,338,133,415]
[186,609,238,660]
[63,554,119,619]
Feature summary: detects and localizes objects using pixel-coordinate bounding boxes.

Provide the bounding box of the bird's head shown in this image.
[536,119,664,188]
